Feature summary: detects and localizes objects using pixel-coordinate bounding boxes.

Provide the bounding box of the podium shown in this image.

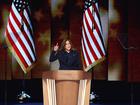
[42,70,91,105]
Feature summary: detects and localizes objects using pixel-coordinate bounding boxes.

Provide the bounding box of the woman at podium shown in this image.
[49,39,82,70]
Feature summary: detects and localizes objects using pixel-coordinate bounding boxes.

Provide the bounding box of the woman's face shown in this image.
[64,40,72,52]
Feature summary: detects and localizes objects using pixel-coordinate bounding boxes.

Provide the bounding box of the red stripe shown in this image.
[82,39,92,66]
[6,27,28,69]
[82,25,98,60]
[87,7,103,44]
[81,44,87,68]
[21,10,33,36]
[92,3,100,25]
[8,16,33,63]
[11,8,35,56]
[11,8,35,53]
[84,12,104,56]
[21,11,36,56]
[23,8,33,34]
[92,3,102,30]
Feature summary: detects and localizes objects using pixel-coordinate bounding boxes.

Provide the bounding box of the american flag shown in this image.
[81,0,106,71]
[5,0,36,73]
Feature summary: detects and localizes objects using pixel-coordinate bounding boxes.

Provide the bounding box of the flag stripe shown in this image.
[11,5,35,54]
[12,3,35,52]
[6,28,28,68]
[82,0,106,71]
[82,26,98,60]
[22,12,32,36]
[7,23,32,66]
[81,47,87,68]
[92,3,102,33]
[87,6,102,41]
[23,10,34,43]
[8,17,33,63]
[87,6,102,38]
[93,29,105,55]
[23,22,36,54]
[83,14,102,58]
[5,0,36,73]
[85,6,93,28]
[11,5,36,60]
[10,9,35,62]
[11,5,34,51]
[24,9,33,33]
[22,12,36,56]
[81,39,91,66]
[84,13,104,56]
[82,30,95,63]
[87,6,104,52]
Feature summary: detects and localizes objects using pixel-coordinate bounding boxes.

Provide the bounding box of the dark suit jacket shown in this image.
[49,50,82,70]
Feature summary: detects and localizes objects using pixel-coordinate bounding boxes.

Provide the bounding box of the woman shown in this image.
[49,39,82,70]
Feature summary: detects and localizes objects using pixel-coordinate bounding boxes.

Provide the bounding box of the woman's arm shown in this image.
[49,43,59,62]
[49,51,58,62]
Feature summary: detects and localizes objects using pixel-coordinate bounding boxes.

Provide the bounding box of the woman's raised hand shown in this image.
[53,43,59,51]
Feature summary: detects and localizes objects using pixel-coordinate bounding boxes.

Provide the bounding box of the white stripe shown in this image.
[12,4,35,53]
[85,8,92,28]
[94,12,102,35]
[9,12,36,61]
[94,3,103,35]
[95,3,99,13]
[12,4,21,23]
[23,22,35,52]
[93,29,105,55]
[84,12,105,56]
[7,23,31,66]
[81,39,89,67]
[23,9,33,33]
[85,11,92,29]
[83,15,102,58]
[9,13,36,61]
[92,3,105,55]
[82,27,95,62]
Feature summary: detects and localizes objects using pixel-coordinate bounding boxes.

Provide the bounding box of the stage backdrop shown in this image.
[0,0,140,82]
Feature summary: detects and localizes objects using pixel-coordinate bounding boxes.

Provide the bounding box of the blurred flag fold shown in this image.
[81,0,106,71]
[5,0,36,73]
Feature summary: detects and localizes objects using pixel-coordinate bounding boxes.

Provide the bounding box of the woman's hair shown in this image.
[60,39,73,51]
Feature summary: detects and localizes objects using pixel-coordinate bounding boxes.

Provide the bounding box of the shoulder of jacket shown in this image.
[71,50,78,54]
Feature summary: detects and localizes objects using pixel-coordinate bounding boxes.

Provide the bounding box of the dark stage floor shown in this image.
[0,79,140,105]
[0,102,140,105]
